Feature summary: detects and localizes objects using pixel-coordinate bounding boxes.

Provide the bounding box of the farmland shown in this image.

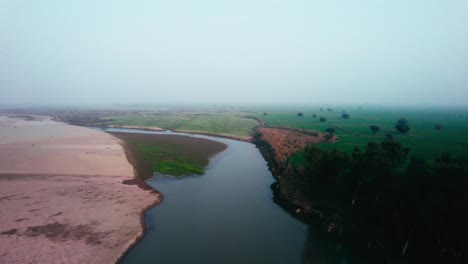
[103,111,259,138]
[249,106,468,161]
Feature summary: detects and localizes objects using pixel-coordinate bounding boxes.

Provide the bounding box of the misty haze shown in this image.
[1,1,467,264]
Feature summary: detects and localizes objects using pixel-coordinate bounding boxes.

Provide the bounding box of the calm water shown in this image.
[100,128,353,264]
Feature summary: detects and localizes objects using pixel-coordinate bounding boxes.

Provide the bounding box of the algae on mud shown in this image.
[109,132,227,179]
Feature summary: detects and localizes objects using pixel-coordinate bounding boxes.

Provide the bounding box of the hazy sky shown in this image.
[1,0,467,106]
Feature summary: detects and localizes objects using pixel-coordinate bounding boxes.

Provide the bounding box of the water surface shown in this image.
[103,128,306,263]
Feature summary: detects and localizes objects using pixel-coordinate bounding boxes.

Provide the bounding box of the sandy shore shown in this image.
[0,115,160,264]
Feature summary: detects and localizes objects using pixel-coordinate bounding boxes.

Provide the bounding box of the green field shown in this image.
[249,106,468,161]
[104,112,259,137]
[104,105,468,161]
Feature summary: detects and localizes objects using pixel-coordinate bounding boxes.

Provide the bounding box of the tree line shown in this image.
[291,139,468,263]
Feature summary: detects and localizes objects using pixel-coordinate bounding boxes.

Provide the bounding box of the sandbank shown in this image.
[0,115,159,264]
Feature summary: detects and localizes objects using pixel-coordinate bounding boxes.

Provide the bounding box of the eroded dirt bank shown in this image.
[253,127,335,222]
[0,116,159,264]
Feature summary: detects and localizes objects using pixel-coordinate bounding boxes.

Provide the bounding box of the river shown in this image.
[101,128,354,264]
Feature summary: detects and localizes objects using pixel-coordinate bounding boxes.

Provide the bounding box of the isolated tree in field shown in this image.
[297,112,303,117]
[327,108,333,112]
[263,112,267,116]
[319,117,326,122]
[395,118,410,134]
[435,124,442,130]
[312,114,316,118]
[369,125,380,134]
[325,127,336,135]
[342,113,350,119]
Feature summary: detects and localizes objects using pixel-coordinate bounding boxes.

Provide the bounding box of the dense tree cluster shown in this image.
[395,118,410,133]
[292,140,468,262]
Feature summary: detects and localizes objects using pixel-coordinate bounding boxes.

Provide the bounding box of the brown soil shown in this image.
[255,127,333,166]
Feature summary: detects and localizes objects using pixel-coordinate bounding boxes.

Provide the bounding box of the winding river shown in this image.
[102,128,353,264]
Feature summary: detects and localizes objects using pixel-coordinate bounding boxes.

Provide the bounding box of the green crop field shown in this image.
[104,112,259,137]
[249,106,468,161]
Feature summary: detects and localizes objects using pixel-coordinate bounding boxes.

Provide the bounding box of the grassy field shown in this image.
[109,132,227,179]
[104,112,259,137]
[248,106,468,161]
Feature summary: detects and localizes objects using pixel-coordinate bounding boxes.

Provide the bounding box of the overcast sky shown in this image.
[1,0,467,106]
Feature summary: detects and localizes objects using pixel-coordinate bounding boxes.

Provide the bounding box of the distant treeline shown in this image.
[290,139,467,263]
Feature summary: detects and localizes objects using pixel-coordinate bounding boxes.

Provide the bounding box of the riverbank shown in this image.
[252,127,338,227]
[0,116,159,264]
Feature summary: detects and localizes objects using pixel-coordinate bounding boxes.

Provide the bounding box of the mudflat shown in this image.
[0,116,159,264]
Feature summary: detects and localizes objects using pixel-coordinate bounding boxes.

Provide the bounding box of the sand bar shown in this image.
[0,115,159,264]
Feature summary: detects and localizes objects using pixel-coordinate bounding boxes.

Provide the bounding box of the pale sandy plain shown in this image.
[0,115,160,264]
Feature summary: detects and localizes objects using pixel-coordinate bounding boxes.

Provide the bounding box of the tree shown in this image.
[435,124,442,130]
[395,118,410,134]
[369,125,380,134]
[263,112,267,116]
[327,108,333,112]
[304,146,349,184]
[325,127,336,135]
[319,117,326,122]
[312,114,316,118]
[297,112,303,117]
[342,113,350,119]
[395,123,410,134]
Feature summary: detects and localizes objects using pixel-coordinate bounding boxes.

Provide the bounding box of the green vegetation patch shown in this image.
[105,112,259,137]
[288,151,307,171]
[110,132,227,179]
[133,141,205,176]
